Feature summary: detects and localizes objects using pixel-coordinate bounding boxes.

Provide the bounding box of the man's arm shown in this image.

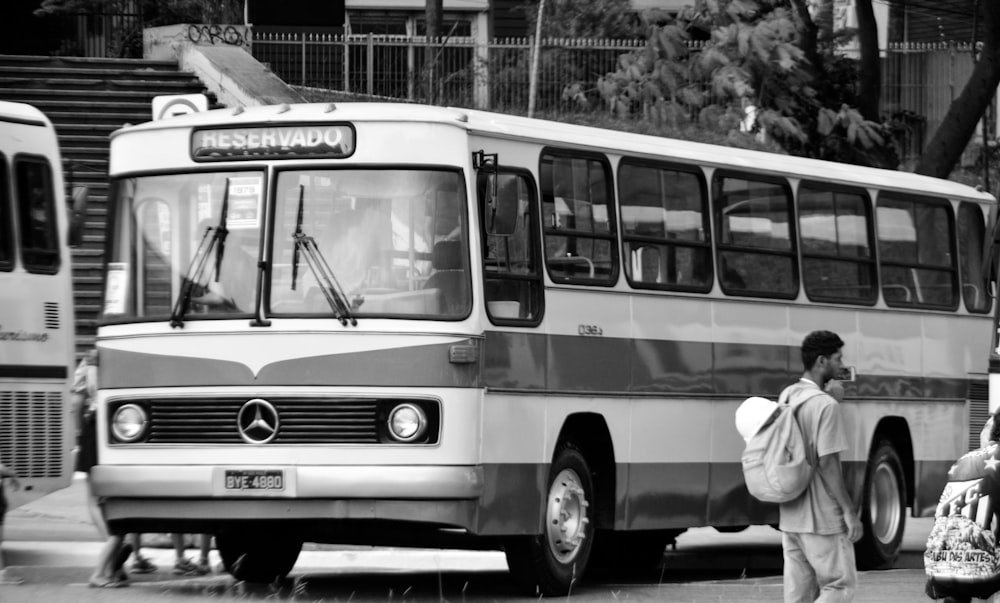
[818,452,863,542]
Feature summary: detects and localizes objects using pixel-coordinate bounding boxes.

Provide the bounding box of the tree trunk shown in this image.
[915,1,1000,179]
[789,0,823,74]
[855,0,880,121]
[424,0,443,103]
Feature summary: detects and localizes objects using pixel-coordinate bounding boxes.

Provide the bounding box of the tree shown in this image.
[517,0,640,39]
[35,0,242,23]
[853,0,880,121]
[596,0,897,167]
[915,0,1000,179]
[35,0,243,56]
[424,0,443,103]
[496,0,640,113]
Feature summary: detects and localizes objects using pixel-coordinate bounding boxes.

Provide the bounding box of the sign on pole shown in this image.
[152,94,209,121]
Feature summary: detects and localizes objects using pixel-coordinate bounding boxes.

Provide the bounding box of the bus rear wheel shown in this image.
[505,442,594,596]
[216,530,302,583]
[855,440,906,570]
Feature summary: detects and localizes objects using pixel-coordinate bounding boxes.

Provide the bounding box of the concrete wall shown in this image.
[144,24,305,108]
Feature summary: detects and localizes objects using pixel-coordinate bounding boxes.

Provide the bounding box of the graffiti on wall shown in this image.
[187,24,251,50]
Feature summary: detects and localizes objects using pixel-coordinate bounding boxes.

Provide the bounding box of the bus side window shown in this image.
[877,193,957,310]
[619,159,712,292]
[15,156,60,274]
[957,201,990,314]
[480,170,542,323]
[798,182,877,305]
[0,154,11,271]
[540,151,618,285]
[712,171,797,299]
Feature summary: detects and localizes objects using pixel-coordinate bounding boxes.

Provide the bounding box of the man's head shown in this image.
[801,330,844,385]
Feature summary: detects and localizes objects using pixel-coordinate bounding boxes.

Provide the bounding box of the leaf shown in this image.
[645,80,664,100]
[776,45,795,71]
[657,63,680,93]
[817,108,836,136]
[614,98,630,118]
[847,121,858,144]
[855,123,872,148]
[737,23,752,57]
[864,123,885,147]
[596,76,617,100]
[678,85,705,107]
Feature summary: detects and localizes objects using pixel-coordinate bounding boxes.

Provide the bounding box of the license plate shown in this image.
[224,470,284,491]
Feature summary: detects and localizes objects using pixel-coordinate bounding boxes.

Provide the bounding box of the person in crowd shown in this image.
[0,459,19,571]
[75,351,133,588]
[172,534,212,575]
[128,533,157,574]
[779,330,863,603]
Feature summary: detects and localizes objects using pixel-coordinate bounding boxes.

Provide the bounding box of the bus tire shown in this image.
[216,530,302,583]
[855,440,906,570]
[504,442,594,596]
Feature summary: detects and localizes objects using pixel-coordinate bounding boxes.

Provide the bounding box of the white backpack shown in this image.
[740,387,822,503]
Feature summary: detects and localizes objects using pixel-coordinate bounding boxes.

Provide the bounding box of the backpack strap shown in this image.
[778,383,828,467]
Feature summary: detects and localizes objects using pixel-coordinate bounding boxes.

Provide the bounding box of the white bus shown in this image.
[92,101,996,595]
[0,101,86,511]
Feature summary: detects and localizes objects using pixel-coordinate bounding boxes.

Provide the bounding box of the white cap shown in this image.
[735,396,779,442]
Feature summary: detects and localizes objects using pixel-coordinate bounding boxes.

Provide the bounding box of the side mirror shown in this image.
[67,186,88,248]
[485,173,518,236]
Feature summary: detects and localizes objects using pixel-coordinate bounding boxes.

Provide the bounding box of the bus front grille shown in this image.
[144,397,380,444]
[0,390,65,478]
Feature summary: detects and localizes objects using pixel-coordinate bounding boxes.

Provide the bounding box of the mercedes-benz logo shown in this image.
[237,399,279,444]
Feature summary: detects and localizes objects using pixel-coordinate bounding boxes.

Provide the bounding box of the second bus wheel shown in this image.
[855,439,907,570]
[505,442,595,596]
[216,530,302,583]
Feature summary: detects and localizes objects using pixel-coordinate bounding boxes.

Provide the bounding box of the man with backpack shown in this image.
[780,330,863,602]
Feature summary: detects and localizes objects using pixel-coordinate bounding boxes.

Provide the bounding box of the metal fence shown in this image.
[61,10,144,58]
[252,33,646,114]
[252,33,993,160]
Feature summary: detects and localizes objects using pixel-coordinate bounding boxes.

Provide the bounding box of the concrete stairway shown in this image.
[0,55,219,356]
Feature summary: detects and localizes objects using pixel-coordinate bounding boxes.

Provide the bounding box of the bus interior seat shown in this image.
[424,240,468,313]
[882,284,912,303]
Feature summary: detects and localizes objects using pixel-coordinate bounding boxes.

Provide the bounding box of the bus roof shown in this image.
[112,101,995,204]
[0,100,52,128]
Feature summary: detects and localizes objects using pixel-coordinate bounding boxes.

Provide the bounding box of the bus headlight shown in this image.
[387,403,427,442]
[111,404,148,442]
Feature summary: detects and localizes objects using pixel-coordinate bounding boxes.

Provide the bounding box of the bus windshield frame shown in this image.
[100,166,472,324]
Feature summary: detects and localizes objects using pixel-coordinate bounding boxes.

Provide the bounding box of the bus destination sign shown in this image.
[191,124,355,161]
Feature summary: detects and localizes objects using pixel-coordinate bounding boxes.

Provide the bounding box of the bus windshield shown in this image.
[104,168,471,322]
[104,171,264,320]
[270,168,470,319]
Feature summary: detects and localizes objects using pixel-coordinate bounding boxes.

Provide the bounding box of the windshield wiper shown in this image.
[290,185,357,326]
[170,180,230,328]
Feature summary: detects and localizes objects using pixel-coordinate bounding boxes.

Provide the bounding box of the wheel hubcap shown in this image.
[869,461,902,544]
[545,468,590,563]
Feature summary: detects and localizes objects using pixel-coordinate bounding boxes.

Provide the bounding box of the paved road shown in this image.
[0,474,939,601]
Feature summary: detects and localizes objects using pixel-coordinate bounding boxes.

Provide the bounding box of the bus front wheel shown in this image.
[505,442,595,596]
[855,440,906,570]
[216,530,302,583]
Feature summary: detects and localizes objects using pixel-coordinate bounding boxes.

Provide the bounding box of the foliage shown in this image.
[35,0,243,56]
[508,0,647,116]
[596,0,899,168]
[516,0,643,39]
[35,0,242,23]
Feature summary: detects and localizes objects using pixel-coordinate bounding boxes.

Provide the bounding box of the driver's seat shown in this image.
[423,240,468,315]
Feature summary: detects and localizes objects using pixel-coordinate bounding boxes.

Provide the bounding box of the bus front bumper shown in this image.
[91,464,485,532]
